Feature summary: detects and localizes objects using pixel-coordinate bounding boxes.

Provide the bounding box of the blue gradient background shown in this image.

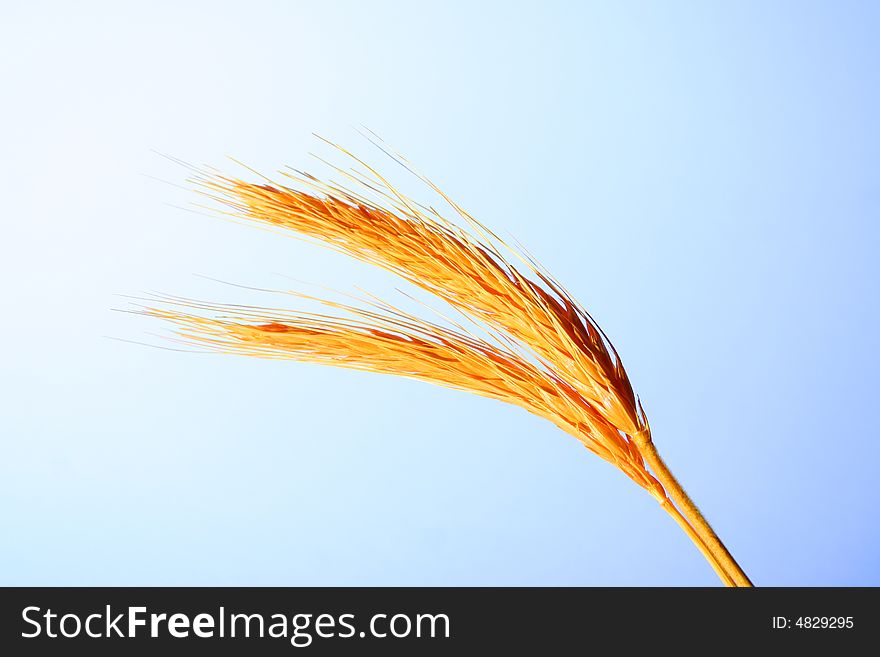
[1,1,878,586]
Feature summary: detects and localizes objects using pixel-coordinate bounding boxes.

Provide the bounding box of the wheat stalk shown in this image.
[145,139,752,586]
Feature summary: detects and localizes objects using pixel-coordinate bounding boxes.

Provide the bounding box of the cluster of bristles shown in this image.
[147,143,666,501]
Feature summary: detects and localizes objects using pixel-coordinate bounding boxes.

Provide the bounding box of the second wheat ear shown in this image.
[146,140,752,587]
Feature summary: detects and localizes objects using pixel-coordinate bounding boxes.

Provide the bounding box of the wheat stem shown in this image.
[660,498,734,586]
[636,434,752,586]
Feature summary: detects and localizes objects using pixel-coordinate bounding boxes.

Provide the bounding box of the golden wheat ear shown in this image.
[146,139,751,587]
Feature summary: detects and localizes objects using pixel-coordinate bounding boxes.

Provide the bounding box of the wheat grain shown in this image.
[145,139,751,586]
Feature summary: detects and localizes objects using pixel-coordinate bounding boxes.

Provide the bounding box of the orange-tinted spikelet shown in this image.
[149,144,665,501]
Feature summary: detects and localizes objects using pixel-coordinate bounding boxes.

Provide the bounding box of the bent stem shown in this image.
[636,435,753,587]
[660,499,734,586]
